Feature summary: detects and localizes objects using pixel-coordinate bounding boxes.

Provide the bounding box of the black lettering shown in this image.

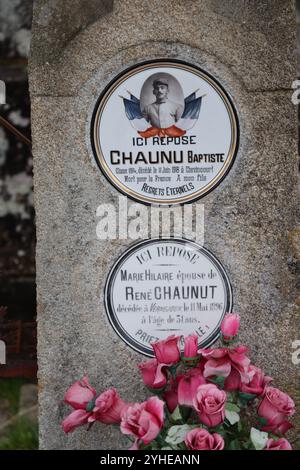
[110,150,120,164]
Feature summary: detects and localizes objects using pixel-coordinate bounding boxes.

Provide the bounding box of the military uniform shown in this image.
[142,99,183,128]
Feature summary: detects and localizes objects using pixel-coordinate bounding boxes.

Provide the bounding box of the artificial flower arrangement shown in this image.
[62,314,295,450]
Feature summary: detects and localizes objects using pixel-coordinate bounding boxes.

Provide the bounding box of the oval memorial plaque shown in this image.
[104,239,233,356]
[91,59,239,205]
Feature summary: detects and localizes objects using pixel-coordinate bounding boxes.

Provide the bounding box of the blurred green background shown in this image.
[0,378,37,449]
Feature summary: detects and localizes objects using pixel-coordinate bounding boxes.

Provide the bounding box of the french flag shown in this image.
[176,91,203,131]
[121,90,204,138]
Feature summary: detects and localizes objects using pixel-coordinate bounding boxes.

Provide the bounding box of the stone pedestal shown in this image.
[29,0,300,449]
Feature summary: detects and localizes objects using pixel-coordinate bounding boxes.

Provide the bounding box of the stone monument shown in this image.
[29,0,300,449]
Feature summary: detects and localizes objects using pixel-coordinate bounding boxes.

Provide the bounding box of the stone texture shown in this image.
[29,0,113,66]
[297,0,300,75]
[29,0,300,449]
[29,0,296,96]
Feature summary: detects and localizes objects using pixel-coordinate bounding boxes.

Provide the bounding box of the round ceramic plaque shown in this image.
[91,59,239,205]
[104,239,233,356]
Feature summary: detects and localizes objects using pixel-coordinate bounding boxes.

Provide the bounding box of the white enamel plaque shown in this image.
[105,239,233,356]
[92,60,238,205]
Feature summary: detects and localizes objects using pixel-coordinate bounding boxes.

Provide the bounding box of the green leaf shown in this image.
[169,364,180,377]
[257,416,268,426]
[226,392,235,402]
[269,434,280,441]
[165,425,197,446]
[148,441,160,450]
[85,398,96,412]
[239,392,256,401]
[225,402,240,413]
[179,405,193,422]
[161,446,173,450]
[213,426,226,437]
[221,335,239,345]
[182,356,200,367]
[155,434,165,446]
[178,442,188,450]
[148,385,166,394]
[228,439,242,450]
[225,409,240,425]
[170,406,182,423]
[250,427,268,450]
[242,440,255,450]
[208,376,226,388]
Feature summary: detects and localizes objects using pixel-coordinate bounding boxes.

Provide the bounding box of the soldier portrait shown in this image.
[140,72,184,129]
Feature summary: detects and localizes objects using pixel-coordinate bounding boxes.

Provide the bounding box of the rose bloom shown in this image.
[138,359,167,389]
[193,383,226,428]
[199,345,254,389]
[185,428,224,450]
[121,396,164,446]
[163,376,180,413]
[178,365,207,407]
[239,365,272,396]
[64,376,96,410]
[221,313,240,339]
[265,438,292,450]
[152,335,181,365]
[92,388,127,424]
[258,386,295,434]
[184,334,199,358]
[163,388,178,414]
[62,376,97,432]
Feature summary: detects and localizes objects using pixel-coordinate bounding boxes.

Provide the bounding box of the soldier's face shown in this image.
[153,84,168,100]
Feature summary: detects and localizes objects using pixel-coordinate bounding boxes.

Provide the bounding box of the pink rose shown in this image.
[178,366,207,407]
[224,368,242,391]
[64,376,96,410]
[163,376,181,413]
[121,396,164,445]
[184,334,199,358]
[193,383,226,428]
[61,378,129,432]
[272,421,294,434]
[239,365,272,396]
[221,313,240,340]
[62,409,93,433]
[62,376,96,432]
[152,335,180,365]
[138,359,167,389]
[185,428,224,450]
[92,388,126,424]
[200,346,254,385]
[258,387,295,434]
[129,440,140,450]
[265,438,292,450]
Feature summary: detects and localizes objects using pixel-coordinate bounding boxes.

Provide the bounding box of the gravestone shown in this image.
[29,0,300,449]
